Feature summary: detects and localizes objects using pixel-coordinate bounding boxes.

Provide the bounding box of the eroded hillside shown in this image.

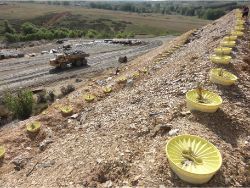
[0,10,249,187]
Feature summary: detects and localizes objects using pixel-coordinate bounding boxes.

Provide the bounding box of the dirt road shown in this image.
[0,37,173,94]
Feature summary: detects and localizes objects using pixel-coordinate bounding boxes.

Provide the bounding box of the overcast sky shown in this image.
[2,0,247,2]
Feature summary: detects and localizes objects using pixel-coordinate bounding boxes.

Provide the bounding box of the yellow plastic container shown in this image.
[166,135,222,184]
[117,76,127,84]
[26,121,41,133]
[214,47,232,55]
[0,146,5,159]
[103,86,112,94]
[209,68,238,86]
[235,26,244,31]
[186,89,222,113]
[236,20,245,25]
[236,13,242,19]
[156,57,165,61]
[139,67,148,74]
[133,71,140,78]
[220,41,236,48]
[236,23,244,28]
[223,36,237,41]
[210,55,231,64]
[60,106,73,117]
[42,110,48,115]
[83,94,95,102]
[231,31,244,37]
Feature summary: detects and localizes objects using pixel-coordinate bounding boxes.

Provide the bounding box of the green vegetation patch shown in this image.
[3,89,34,120]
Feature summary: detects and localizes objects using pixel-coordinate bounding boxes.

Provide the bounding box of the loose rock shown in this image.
[168,129,180,136]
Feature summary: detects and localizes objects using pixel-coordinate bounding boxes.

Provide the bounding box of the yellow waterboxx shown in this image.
[214,47,232,55]
[186,89,222,113]
[231,31,244,37]
[26,121,41,133]
[223,35,237,41]
[60,106,73,117]
[209,68,238,86]
[220,40,236,48]
[236,20,244,25]
[117,76,127,84]
[235,26,244,31]
[83,94,95,102]
[210,55,231,64]
[103,86,112,93]
[166,135,222,184]
[0,146,5,159]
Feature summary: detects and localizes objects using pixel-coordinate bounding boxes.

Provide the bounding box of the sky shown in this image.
[1,0,247,2]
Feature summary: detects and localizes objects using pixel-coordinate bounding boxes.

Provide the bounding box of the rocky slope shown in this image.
[0,10,249,187]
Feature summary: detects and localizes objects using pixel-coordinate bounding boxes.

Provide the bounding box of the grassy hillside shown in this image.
[0,2,210,39]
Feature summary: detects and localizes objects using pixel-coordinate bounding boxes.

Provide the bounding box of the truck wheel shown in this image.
[60,63,67,69]
[75,61,83,67]
[71,61,77,67]
[82,59,87,66]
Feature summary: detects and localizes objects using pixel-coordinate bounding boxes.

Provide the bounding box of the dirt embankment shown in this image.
[0,11,249,187]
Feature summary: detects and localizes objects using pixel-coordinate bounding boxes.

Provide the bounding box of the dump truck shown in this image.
[49,50,89,69]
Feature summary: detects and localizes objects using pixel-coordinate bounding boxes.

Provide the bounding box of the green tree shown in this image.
[63,1,70,6]
[4,20,16,34]
[204,8,225,20]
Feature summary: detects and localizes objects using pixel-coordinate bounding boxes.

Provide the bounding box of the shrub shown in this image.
[127,32,135,38]
[115,31,135,38]
[4,33,20,42]
[203,8,225,20]
[3,90,34,120]
[53,29,68,38]
[115,31,124,38]
[86,29,98,38]
[3,20,16,34]
[21,22,38,35]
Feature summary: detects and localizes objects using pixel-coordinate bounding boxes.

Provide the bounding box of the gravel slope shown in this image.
[0,11,249,187]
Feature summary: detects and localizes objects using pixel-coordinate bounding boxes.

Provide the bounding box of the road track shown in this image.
[0,37,172,94]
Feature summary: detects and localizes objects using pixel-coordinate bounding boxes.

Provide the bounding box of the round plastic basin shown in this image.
[139,67,148,74]
[235,26,244,31]
[0,146,5,159]
[214,47,232,55]
[60,106,73,117]
[103,87,112,93]
[210,55,231,65]
[223,35,237,41]
[166,135,222,184]
[83,94,95,102]
[26,121,41,133]
[209,68,238,86]
[186,89,222,113]
[236,20,245,25]
[231,31,244,37]
[220,41,236,48]
[117,76,127,84]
